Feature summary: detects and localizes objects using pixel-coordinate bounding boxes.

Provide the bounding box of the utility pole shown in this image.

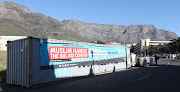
[140,32,142,56]
[177,28,180,53]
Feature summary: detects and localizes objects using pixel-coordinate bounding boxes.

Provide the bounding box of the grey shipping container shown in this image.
[7,37,127,87]
[7,37,40,87]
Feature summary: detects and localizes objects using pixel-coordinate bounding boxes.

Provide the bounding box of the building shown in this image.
[131,38,171,54]
[0,36,27,51]
[130,43,139,53]
[139,38,171,50]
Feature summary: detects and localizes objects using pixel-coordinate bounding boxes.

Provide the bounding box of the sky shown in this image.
[0,0,180,36]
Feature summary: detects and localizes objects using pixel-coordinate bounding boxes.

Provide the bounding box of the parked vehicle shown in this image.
[162,53,168,58]
[176,54,180,59]
[136,56,153,67]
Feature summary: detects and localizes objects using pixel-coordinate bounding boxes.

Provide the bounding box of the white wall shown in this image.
[0,36,27,50]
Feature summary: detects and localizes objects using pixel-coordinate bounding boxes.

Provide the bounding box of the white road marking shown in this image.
[162,66,168,69]
[0,87,2,91]
[137,74,152,81]
[162,60,170,69]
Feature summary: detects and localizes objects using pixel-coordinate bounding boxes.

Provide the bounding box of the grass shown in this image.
[0,50,7,68]
[0,50,7,82]
[0,22,33,36]
[0,22,91,42]
[0,67,6,82]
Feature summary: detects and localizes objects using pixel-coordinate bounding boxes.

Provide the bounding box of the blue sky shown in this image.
[1,0,180,36]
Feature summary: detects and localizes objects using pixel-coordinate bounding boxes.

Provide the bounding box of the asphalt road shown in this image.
[1,58,180,92]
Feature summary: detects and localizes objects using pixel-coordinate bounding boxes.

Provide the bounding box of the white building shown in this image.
[140,38,171,50]
[0,36,27,51]
[131,38,171,54]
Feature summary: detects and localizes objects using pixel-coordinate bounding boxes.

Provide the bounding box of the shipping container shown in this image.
[7,37,128,87]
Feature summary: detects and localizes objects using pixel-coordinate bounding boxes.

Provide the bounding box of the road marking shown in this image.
[137,74,152,81]
[0,87,2,91]
[162,60,170,69]
[162,66,168,69]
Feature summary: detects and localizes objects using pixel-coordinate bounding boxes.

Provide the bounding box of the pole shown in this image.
[178,28,180,53]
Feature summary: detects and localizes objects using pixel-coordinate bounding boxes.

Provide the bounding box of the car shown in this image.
[156,54,162,58]
[162,53,167,58]
[176,54,180,59]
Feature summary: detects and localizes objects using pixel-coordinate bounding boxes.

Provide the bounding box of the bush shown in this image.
[0,67,6,82]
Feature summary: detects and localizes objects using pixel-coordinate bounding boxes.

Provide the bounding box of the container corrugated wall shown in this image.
[7,37,41,87]
[7,39,29,87]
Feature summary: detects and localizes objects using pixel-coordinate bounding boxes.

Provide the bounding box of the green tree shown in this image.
[90,40,105,44]
[96,40,105,44]
[147,45,159,55]
[147,37,180,55]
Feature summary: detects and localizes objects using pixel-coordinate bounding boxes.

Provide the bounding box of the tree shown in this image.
[96,40,105,44]
[147,45,159,56]
[146,37,180,55]
[90,41,96,43]
[90,40,105,44]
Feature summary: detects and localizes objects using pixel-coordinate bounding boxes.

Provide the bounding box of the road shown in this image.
[1,58,180,92]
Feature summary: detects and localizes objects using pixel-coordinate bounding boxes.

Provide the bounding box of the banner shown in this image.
[40,41,127,67]
[49,46,89,60]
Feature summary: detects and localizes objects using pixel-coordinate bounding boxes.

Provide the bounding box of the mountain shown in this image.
[0,1,91,42]
[0,1,178,43]
[62,19,178,43]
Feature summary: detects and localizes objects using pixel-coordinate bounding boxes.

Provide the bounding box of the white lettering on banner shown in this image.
[50,48,55,53]
[60,54,67,58]
[49,47,89,60]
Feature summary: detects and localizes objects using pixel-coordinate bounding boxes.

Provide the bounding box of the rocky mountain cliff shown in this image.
[0,1,178,43]
[62,19,178,43]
